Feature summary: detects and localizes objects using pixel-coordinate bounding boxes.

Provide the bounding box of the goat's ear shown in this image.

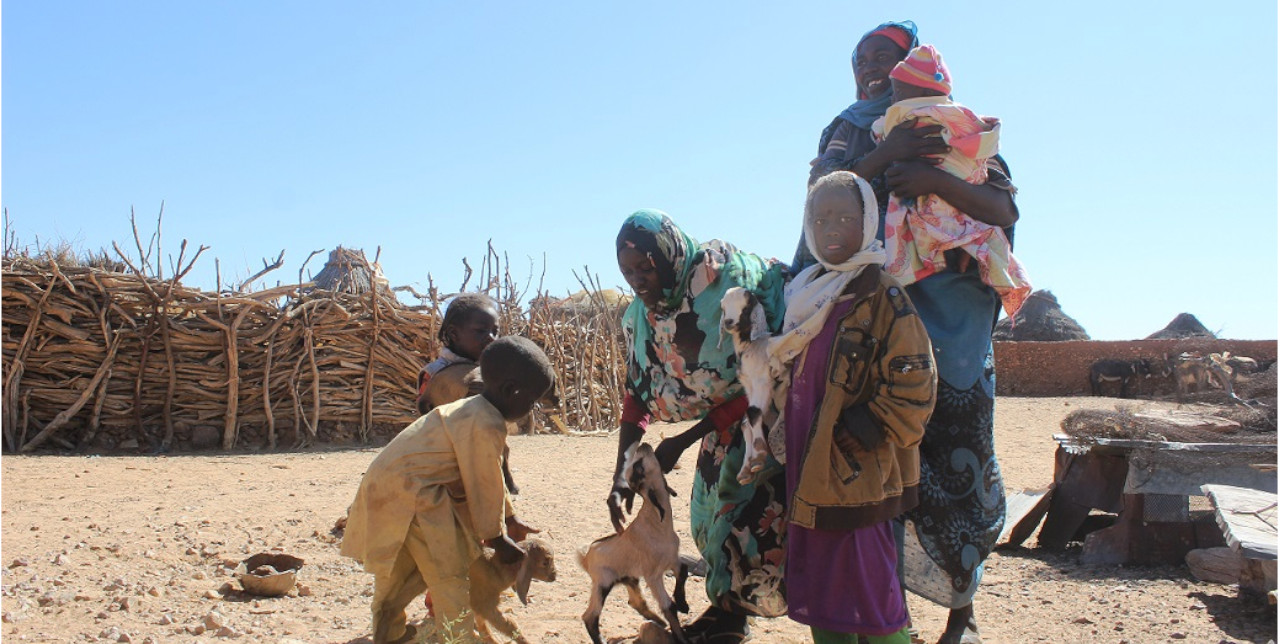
[647,489,667,521]
[749,296,770,343]
[666,483,678,497]
[735,295,756,344]
[514,558,534,605]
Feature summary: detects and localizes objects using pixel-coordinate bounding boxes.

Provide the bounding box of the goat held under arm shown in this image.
[719,287,783,485]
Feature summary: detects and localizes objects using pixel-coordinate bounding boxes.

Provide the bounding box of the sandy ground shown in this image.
[2,396,1276,644]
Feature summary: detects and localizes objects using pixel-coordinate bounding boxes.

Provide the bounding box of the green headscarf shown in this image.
[617,210,787,421]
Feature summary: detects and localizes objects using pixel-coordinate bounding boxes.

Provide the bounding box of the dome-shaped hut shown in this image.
[993,290,1090,341]
[1145,313,1215,340]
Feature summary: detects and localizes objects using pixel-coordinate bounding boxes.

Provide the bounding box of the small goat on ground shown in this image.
[1205,352,1238,400]
[469,538,557,644]
[1170,352,1209,402]
[719,286,784,484]
[579,443,690,644]
[1222,352,1260,383]
[1169,352,1239,402]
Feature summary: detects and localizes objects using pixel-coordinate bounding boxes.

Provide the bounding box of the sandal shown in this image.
[681,606,727,636]
[690,613,750,643]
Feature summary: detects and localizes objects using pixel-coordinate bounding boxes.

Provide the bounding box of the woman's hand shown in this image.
[876,119,948,164]
[608,422,645,532]
[607,479,635,533]
[887,161,1019,227]
[884,160,948,201]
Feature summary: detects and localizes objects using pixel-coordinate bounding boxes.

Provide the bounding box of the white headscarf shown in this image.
[769,172,885,370]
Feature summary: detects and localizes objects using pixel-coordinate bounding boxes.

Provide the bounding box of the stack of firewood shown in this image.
[2,258,437,453]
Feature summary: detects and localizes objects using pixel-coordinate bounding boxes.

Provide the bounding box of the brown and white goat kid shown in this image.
[720,286,784,484]
[468,538,557,644]
[579,443,690,644]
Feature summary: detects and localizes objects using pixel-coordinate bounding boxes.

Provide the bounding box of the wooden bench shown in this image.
[1201,484,1277,599]
[1002,435,1276,565]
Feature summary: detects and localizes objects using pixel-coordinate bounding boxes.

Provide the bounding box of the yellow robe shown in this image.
[341,396,513,642]
[343,395,512,574]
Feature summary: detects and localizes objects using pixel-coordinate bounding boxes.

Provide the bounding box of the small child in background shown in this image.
[770,171,936,644]
[343,336,553,644]
[417,294,501,415]
[871,44,1031,316]
[415,293,522,497]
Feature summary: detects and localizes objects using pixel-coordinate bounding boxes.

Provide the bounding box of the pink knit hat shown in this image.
[889,44,951,95]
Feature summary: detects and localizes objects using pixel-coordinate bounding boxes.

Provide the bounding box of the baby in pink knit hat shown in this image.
[873,44,1032,317]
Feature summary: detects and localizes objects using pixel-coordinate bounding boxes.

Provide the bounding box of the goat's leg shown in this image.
[736,403,769,485]
[645,572,689,644]
[476,602,528,644]
[619,577,665,625]
[582,577,616,644]
[672,563,690,614]
[475,617,498,644]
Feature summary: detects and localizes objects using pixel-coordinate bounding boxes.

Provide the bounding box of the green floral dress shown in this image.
[618,210,789,617]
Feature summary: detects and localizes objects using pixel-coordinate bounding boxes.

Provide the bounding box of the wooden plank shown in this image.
[1039,446,1128,550]
[1125,450,1278,496]
[999,488,1052,548]
[1202,484,1278,560]
[1054,434,1277,454]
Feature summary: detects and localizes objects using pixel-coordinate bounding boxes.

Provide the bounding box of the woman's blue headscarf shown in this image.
[837,20,919,130]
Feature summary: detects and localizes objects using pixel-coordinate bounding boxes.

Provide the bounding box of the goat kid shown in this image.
[1205,352,1238,399]
[580,443,690,644]
[1172,353,1208,404]
[468,538,556,644]
[1224,353,1260,380]
[719,286,784,484]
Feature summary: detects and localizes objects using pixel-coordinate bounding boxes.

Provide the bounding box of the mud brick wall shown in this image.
[994,339,1278,397]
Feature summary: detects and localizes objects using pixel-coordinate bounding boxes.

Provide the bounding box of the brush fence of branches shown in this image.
[1,261,625,453]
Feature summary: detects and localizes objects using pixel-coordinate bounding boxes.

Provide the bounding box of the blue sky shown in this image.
[4,2,1277,340]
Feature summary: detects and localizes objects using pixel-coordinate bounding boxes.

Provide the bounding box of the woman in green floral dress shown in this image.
[608,209,789,642]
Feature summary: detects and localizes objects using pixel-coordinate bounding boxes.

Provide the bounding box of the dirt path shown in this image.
[2,397,1275,643]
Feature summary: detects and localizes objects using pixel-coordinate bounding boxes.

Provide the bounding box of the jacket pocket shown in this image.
[887,354,934,404]
[830,329,876,396]
[830,429,864,485]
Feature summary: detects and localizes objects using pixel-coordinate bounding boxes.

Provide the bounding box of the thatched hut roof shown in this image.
[993,290,1090,342]
[529,289,631,321]
[309,247,388,295]
[1146,313,1215,340]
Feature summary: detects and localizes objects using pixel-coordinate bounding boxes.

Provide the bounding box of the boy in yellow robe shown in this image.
[342,336,553,644]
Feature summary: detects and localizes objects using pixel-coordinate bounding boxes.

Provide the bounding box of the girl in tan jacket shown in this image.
[773,171,936,644]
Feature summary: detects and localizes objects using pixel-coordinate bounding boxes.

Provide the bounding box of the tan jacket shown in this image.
[788,267,937,531]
